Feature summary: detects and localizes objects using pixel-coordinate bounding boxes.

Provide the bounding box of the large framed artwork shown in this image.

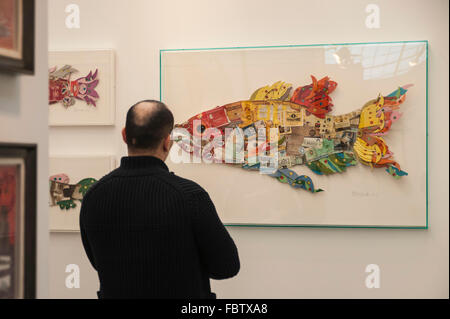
[0,0,34,74]
[49,156,116,232]
[48,50,116,126]
[161,41,428,228]
[0,143,36,299]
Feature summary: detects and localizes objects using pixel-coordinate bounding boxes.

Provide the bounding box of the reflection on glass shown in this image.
[325,43,426,80]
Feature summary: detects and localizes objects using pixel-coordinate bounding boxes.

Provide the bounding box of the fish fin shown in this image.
[270,168,323,193]
[386,165,408,179]
[290,75,337,119]
[77,178,98,197]
[307,153,357,175]
[250,81,292,101]
[56,200,77,210]
[50,65,78,79]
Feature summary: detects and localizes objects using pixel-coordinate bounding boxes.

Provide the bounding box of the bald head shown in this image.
[133,101,160,126]
[125,100,174,151]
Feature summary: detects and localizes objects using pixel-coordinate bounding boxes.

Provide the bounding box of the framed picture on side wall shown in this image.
[49,156,116,232]
[0,0,35,74]
[48,50,116,126]
[0,143,36,299]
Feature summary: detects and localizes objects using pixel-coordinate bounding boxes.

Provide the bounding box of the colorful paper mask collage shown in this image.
[48,50,115,126]
[49,65,100,108]
[49,157,115,232]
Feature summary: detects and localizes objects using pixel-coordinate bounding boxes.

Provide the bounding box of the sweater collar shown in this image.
[120,156,169,171]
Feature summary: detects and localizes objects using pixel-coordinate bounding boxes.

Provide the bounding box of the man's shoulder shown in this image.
[163,171,208,197]
[84,168,208,202]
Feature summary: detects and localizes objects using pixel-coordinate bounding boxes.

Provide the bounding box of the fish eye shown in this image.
[197,124,206,134]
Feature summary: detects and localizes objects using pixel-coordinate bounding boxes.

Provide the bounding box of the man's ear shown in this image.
[163,134,173,152]
[122,128,128,145]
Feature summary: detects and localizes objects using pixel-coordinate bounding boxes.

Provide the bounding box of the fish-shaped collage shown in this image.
[175,76,411,193]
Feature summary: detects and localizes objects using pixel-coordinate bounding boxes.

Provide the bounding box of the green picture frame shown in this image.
[160,40,429,230]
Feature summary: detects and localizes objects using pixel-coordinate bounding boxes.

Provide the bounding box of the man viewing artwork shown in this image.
[80,100,240,299]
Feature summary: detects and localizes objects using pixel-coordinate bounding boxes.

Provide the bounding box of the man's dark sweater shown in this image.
[80,156,240,299]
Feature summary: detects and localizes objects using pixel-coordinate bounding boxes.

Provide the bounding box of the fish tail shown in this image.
[354,85,412,178]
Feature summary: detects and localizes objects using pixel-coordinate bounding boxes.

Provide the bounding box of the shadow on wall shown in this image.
[0,73,21,116]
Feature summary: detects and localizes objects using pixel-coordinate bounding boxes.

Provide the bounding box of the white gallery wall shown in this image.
[48,0,449,298]
[0,0,49,298]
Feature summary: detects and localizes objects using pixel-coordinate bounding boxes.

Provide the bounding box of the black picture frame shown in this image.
[0,0,35,74]
[0,143,36,299]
